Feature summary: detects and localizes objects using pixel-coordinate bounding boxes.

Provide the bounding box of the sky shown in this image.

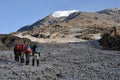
[0,0,120,34]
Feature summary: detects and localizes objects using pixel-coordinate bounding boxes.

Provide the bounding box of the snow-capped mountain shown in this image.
[51,10,79,18]
[18,8,120,32]
[16,8,120,43]
[17,10,80,32]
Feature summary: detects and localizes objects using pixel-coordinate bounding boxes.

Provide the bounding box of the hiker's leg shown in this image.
[36,54,40,66]
[16,51,19,62]
[32,58,35,66]
[14,50,17,61]
[25,52,30,65]
[18,51,21,62]
[37,59,39,66]
[20,52,25,63]
[32,54,35,66]
[34,54,38,66]
[14,52,18,61]
[15,54,17,61]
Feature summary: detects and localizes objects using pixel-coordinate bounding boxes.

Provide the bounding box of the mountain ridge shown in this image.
[18,8,120,32]
[15,8,120,43]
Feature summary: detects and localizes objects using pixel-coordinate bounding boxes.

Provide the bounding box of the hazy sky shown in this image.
[0,0,120,34]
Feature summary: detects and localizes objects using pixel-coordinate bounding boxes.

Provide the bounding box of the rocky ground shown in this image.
[0,40,120,80]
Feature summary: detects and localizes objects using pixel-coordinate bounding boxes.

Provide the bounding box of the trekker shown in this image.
[32,44,40,66]
[14,44,21,62]
[20,41,26,64]
[25,44,32,65]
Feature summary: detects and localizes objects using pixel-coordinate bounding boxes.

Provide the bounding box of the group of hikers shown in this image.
[14,41,40,66]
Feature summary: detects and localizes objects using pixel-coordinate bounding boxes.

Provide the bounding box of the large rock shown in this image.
[0,34,31,50]
[99,27,120,49]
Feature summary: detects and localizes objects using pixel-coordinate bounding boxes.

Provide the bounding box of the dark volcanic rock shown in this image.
[99,27,120,50]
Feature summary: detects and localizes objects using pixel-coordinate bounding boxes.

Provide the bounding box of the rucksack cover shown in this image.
[21,43,26,53]
[26,44,31,52]
[15,44,20,50]
[35,45,40,53]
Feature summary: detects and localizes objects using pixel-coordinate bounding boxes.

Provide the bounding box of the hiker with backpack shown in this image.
[20,41,26,64]
[32,43,40,66]
[14,44,21,62]
[25,43,32,65]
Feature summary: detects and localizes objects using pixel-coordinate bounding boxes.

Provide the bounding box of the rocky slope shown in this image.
[0,41,120,80]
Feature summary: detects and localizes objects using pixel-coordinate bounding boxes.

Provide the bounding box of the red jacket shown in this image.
[21,43,26,53]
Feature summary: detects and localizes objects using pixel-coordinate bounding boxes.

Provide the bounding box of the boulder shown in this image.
[99,27,120,49]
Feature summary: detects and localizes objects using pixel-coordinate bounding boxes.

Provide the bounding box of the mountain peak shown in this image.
[97,8,120,15]
[51,10,79,18]
[107,8,120,11]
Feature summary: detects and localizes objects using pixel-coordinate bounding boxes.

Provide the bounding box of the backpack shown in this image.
[26,44,31,52]
[21,43,26,52]
[35,45,40,53]
[15,44,20,50]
